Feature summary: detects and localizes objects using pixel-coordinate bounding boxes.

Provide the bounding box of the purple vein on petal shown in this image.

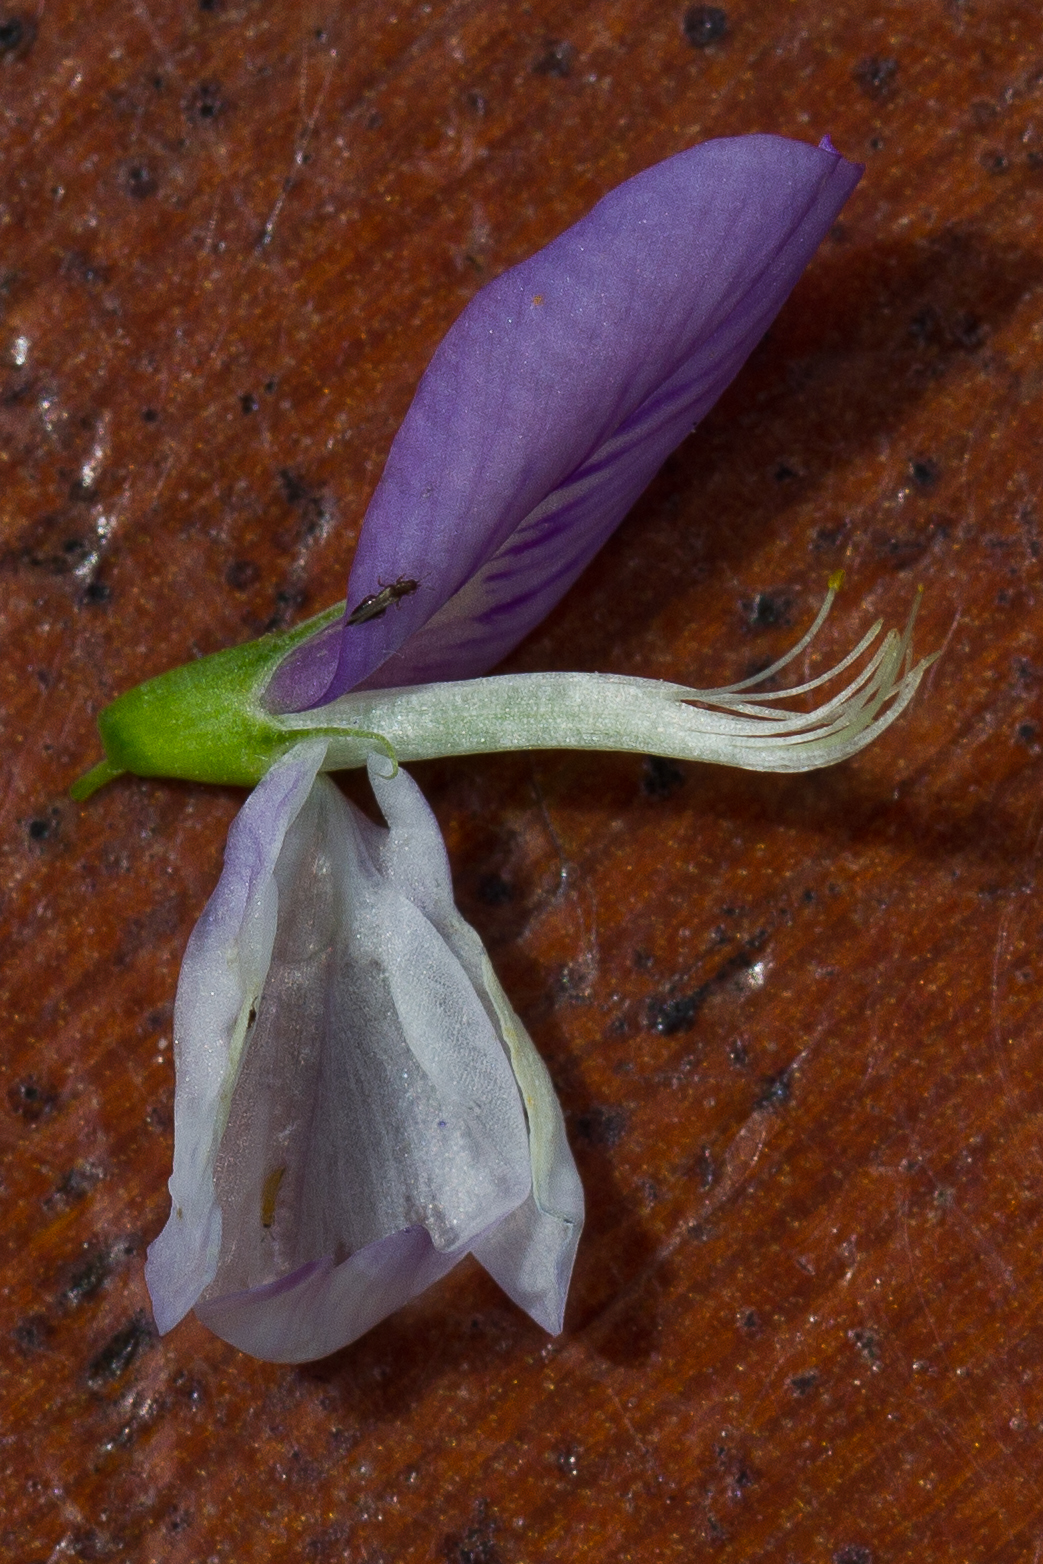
[269,134,861,709]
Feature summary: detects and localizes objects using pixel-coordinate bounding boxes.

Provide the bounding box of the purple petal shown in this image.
[271,133,860,709]
[195,1228,461,1363]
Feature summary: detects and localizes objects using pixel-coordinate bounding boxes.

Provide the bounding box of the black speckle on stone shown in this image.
[981,149,1010,174]
[684,5,725,47]
[187,81,226,121]
[773,462,799,482]
[648,987,706,1035]
[738,1308,761,1334]
[279,467,310,505]
[0,14,34,55]
[532,40,575,77]
[683,5,728,47]
[755,1067,793,1110]
[263,378,277,394]
[910,457,939,489]
[801,887,815,904]
[1028,150,1043,170]
[953,312,984,350]
[789,1370,819,1396]
[642,755,685,798]
[28,816,52,840]
[240,392,258,414]
[225,558,260,591]
[141,407,158,422]
[849,1327,881,1362]
[51,1162,104,1206]
[124,164,156,199]
[64,1248,113,1307]
[84,579,110,604]
[477,873,512,906]
[1017,722,1038,746]
[834,1550,874,1564]
[692,1145,716,1189]
[909,306,939,346]
[868,135,884,151]
[743,591,793,630]
[87,1311,154,1386]
[465,88,487,115]
[8,1075,58,1122]
[572,1105,627,1148]
[199,0,219,10]
[854,56,897,98]
[13,1313,52,1354]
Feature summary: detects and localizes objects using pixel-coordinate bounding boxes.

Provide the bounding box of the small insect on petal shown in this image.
[346,577,420,626]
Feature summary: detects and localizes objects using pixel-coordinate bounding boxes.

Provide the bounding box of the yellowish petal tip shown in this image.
[828,569,845,593]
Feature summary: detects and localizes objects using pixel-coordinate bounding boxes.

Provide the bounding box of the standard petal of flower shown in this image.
[144,739,330,1334]
[273,133,860,708]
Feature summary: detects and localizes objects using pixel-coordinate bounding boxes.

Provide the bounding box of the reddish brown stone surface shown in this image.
[3,1,1043,1559]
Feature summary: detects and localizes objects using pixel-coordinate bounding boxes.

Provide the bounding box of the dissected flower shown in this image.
[146,747,583,1363]
[70,133,936,1363]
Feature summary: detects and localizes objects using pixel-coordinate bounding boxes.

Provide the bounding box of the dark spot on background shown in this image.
[84,579,110,604]
[279,468,310,505]
[909,457,939,488]
[441,1500,502,1564]
[834,1549,874,1564]
[13,1314,52,1354]
[648,987,706,1035]
[50,1162,104,1206]
[240,392,258,414]
[0,14,35,57]
[773,462,799,482]
[854,56,897,97]
[849,1327,881,1362]
[141,407,158,422]
[28,815,53,841]
[532,40,575,77]
[743,591,793,630]
[124,164,157,199]
[739,1308,761,1334]
[477,873,512,906]
[8,1075,58,1122]
[187,81,226,121]
[642,755,685,798]
[755,1067,793,1109]
[683,6,728,47]
[571,1105,627,1147]
[790,1370,819,1396]
[64,1249,113,1307]
[1017,722,1038,746]
[980,149,1010,174]
[86,1312,154,1385]
[225,558,260,591]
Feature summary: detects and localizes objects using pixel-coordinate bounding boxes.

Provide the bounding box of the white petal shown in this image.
[145,740,329,1334]
[367,759,585,1334]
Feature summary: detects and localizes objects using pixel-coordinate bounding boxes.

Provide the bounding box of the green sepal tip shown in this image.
[70,601,350,799]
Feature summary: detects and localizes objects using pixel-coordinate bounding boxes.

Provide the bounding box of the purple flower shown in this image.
[143,133,871,1362]
[268,132,860,712]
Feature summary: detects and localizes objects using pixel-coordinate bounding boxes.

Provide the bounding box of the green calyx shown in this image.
[71,603,361,801]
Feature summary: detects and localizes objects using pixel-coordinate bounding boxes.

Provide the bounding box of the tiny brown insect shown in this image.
[346,575,419,626]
